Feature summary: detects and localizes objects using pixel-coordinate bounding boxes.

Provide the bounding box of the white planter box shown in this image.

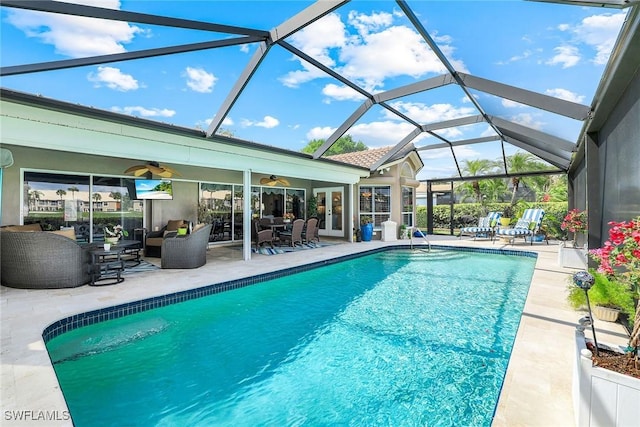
[573,327,640,427]
[559,244,588,269]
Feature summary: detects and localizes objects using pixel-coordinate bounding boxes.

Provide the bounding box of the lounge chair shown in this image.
[279,218,304,247]
[495,208,547,245]
[459,211,502,241]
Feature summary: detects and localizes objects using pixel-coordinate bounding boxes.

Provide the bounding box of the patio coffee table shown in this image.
[89,247,125,286]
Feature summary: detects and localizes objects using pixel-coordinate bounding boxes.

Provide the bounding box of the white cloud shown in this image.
[184,67,216,93]
[111,106,175,118]
[282,11,466,94]
[5,0,145,58]
[349,120,417,147]
[241,116,279,129]
[546,45,580,68]
[387,101,475,124]
[501,99,522,108]
[557,23,570,32]
[87,66,139,91]
[195,116,233,129]
[510,113,544,130]
[321,84,366,102]
[306,126,336,141]
[338,25,454,91]
[461,94,479,104]
[347,10,394,36]
[545,88,585,104]
[573,12,626,65]
[419,147,451,160]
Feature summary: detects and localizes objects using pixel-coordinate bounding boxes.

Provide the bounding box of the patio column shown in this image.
[243,169,252,261]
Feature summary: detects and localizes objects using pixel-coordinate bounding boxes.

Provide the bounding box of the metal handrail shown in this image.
[409,226,431,252]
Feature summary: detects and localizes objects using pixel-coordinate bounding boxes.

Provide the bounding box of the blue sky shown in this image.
[0,1,628,179]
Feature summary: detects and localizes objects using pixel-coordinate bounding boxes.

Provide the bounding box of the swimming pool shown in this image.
[46,248,536,426]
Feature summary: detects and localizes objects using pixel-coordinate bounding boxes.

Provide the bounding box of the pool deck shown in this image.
[1,236,629,426]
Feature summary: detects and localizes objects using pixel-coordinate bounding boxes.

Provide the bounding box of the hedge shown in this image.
[416,201,569,239]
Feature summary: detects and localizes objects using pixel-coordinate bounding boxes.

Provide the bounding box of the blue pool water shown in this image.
[47,249,536,426]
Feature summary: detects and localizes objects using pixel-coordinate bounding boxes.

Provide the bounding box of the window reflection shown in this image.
[23,172,142,242]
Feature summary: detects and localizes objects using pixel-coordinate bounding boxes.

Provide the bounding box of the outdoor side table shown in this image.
[115,240,142,267]
[89,247,125,286]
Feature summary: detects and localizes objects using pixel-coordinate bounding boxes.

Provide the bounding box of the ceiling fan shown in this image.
[260,175,290,186]
[124,161,181,178]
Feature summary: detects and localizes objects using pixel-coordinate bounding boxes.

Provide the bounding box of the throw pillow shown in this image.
[49,228,77,241]
[166,219,184,231]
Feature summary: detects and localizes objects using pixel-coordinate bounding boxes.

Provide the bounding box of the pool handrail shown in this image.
[409,227,431,252]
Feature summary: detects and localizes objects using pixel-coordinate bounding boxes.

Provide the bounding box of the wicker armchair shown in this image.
[0,230,90,289]
[161,224,212,269]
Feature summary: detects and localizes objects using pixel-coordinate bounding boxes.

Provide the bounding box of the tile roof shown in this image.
[327,146,392,168]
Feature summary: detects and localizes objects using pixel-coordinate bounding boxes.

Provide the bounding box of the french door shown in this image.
[313,187,343,237]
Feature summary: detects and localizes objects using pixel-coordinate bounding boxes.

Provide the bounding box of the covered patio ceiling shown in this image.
[1,0,637,180]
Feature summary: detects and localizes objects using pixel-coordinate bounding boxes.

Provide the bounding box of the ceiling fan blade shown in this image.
[161,165,181,177]
[133,168,149,177]
[267,181,277,186]
[146,164,165,175]
[260,177,272,185]
[157,170,173,178]
[124,165,147,174]
[277,178,290,186]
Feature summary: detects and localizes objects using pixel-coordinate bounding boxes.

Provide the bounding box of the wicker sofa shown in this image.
[0,225,90,289]
[161,224,212,269]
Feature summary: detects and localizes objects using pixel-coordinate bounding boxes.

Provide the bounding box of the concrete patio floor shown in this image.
[1,235,629,426]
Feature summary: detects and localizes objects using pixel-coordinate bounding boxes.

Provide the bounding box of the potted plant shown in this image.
[559,209,588,268]
[566,270,635,322]
[561,209,587,248]
[360,216,373,242]
[500,204,514,227]
[307,195,318,218]
[104,224,128,244]
[399,223,407,239]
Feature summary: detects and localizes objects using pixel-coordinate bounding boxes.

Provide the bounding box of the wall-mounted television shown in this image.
[134,179,173,200]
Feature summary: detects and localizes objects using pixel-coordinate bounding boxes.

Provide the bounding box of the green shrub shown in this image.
[566,270,636,324]
[416,202,568,237]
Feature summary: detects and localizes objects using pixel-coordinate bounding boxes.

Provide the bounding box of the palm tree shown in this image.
[67,186,79,200]
[504,152,546,204]
[56,189,67,200]
[456,159,495,202]
[482,178,509,202]
[109,191,122,210]
[92,193,102,210]
[28,190,44,210]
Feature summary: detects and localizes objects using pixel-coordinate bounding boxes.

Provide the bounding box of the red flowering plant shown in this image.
[589,216,640,360]
[561,209,587,247]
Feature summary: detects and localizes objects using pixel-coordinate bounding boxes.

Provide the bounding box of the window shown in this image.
[200,182,302,242]
[359,186,390,227]
[286,189,305,220]
[23,171,142,242]
[402,186,414,226]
